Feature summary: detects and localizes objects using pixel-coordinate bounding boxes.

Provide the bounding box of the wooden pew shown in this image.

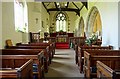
[77,46,112,73]
[17,42,55,58]
[0,59,33,79]
[84,50,120,78]
[69,37,86,49]
[6,45,51,65]
[97,61,120,79]
[75,38,102,63]
[74,37,86,63]
[46,37,56,43]
[6,45,51,72]
[29,42,55,58]
[1,49,44,79]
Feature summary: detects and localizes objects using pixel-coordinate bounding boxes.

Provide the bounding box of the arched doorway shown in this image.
[86,6,102,38]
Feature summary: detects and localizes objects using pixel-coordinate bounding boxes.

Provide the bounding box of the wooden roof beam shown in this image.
[72,2,80,10]
[42,2,50,14]
[66,2,69,8]
[48,8,80,16]
[54,2,58,9]
[80,5,84,11]
[81,0,88,9]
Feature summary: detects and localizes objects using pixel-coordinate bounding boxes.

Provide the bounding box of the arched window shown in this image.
[14,0,28,33]
[56,12,66,32]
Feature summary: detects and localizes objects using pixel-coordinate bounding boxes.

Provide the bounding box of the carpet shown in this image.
[45,49,84,78]
[56,42,69,49]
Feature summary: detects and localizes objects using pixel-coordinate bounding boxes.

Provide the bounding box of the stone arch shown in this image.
[78,17,85,37]
[86,6,102,38]
[74,29,77,37]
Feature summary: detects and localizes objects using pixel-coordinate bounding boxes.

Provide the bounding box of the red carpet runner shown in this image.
[55,42,69,49]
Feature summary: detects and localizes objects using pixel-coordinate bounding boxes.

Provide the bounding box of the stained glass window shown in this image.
[56,12,66,32]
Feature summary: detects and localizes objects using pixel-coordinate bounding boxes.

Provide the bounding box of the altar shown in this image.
[50,32,74,49]
[56,35,68,43]
[50,32,74,37]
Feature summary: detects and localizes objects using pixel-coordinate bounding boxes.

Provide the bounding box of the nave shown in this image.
[1,1,120,79]
[1,38,120,79]
[45,49,84,78]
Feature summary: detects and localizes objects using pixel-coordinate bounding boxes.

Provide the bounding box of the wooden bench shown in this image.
[46,37,56,43]
[97,61,120,79]
[17,42,55,58]
[1,49,45,79]
[84,50,120,78]
[77,46,112,73]
[69,37,85,49]
[29,42,55,58]
[6,45,51,65]
[0,59,33,79]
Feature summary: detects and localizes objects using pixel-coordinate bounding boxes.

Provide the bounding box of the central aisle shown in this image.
[45,49,84,78]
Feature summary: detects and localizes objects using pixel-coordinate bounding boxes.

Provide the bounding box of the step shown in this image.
[56,47,69,49]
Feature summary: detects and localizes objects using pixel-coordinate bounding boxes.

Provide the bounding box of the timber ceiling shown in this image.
[42,1,88,16]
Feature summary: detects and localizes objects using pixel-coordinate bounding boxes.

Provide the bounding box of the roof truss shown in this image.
[42,1,88,16]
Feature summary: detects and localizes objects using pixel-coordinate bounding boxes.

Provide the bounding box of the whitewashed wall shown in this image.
[74,0,119,49]
[2,2,22,48]
[92,2,118,49]
[49,11,77,33]
[28,2,49,38]
[0,1,2,49]
[118,1,120,49]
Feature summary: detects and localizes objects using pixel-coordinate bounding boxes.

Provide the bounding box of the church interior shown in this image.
[0,0,120,79]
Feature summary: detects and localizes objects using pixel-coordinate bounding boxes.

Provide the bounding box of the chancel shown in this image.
[1,0,120,79]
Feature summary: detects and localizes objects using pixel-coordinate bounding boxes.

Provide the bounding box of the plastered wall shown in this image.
[1,0,120,49]
[74,1,119,49]
[0,1,2,49]
[28,2,49,38]
[49,11,78,33]
[2,2,22,48]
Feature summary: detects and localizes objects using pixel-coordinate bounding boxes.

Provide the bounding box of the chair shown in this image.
[29,32,40,43]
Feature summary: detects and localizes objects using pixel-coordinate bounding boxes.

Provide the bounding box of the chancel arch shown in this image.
[86,6,102,38]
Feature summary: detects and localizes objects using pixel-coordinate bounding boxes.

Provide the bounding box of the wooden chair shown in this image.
[29,32,40,43]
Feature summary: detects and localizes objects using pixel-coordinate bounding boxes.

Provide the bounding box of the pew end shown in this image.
[84,50,120,78]
[0,59,33,79]
[97,61,120,79]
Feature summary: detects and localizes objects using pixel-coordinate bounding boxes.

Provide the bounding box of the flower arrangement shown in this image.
[59,30,64,32]
[85,33,98,46]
